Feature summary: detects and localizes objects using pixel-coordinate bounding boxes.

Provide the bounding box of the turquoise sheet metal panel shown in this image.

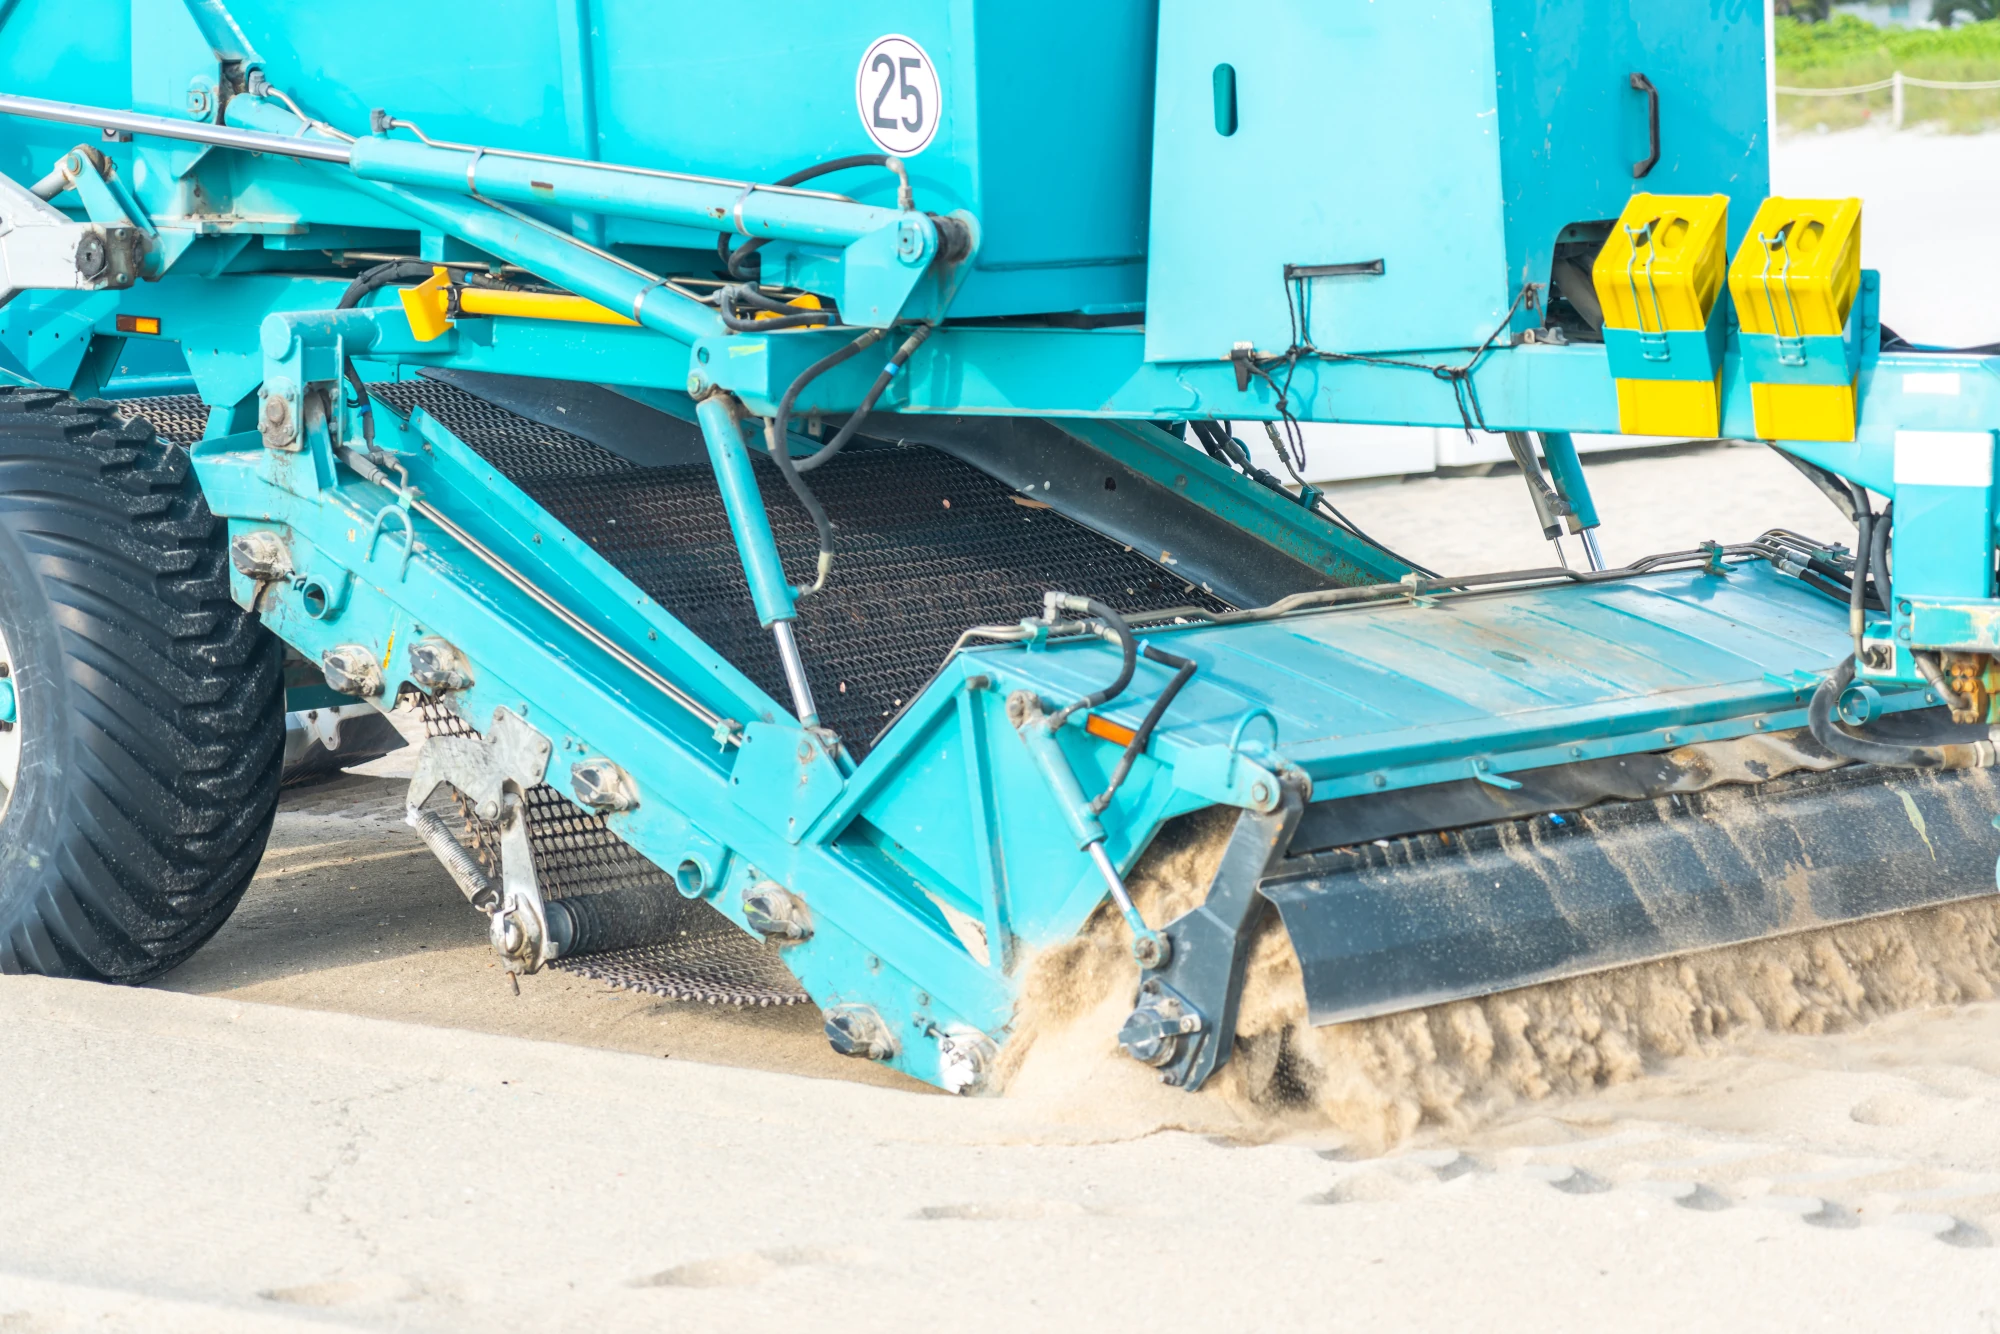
[981,562,1859,773]
[1144,0,1512,362]
[1,0,1158,320]
[1491,0,1769,315]
[1144,0,1769,363]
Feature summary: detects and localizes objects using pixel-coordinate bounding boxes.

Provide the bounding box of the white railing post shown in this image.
[1892,69,1905,130]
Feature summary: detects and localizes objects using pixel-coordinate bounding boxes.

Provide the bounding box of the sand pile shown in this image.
[995,809,2000,1153]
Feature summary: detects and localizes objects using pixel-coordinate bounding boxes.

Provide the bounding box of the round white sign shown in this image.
[855,34,941,157]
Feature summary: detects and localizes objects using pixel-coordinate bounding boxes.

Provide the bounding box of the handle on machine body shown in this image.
[1630,72,1660,179]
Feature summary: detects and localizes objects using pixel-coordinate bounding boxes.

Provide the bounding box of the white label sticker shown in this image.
[1903,372,1963,397]
[1893,431,1994,487]
[856,34,941,157]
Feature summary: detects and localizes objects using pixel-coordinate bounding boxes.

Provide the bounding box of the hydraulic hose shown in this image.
[1048,595,1138,728]
[1088,643,1198,814]
[1846,482,1873,659]
[717,282,836,332]
[1869,499,1892,613]
[764,327,889,596]
[795,325,933,473]
[1808,657,1996,770]
[718,153,915,279]
[335,258,439,445]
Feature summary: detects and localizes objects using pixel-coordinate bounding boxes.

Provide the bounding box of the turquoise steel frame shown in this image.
[0,0,1993,1090]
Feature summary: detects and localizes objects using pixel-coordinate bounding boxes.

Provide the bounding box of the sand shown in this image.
[992,801,2000,1155]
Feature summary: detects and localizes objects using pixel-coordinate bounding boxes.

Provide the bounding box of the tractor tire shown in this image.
[0,387,283,982]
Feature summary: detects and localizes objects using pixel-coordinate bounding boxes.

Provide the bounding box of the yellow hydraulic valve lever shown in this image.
[399,266,640,342]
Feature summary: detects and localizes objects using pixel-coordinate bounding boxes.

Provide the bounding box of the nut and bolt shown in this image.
[228,531,293,581]
[570,758,640,813]
[319,644,384,698]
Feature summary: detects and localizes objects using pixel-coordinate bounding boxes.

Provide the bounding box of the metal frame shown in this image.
[0,0,1994,1093]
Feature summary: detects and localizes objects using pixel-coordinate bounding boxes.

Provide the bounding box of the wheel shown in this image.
[0,387,283,981]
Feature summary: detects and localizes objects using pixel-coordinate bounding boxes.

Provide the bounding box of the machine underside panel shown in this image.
[1264,760,2000,1026]
[374,380,1230,750]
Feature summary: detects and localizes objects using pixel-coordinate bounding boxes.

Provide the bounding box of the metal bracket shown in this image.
[1172,708,1288,812]
[1117,767,1309,1091]
[0,169,148,307]
[406,705,555,974]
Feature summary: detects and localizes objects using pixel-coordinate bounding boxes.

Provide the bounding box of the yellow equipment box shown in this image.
[1728,197,1863,442]
[1592,194,1731,438]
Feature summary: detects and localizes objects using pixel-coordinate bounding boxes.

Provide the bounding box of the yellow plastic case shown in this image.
[1728,197,1864,442]
[1591,194,1731,437]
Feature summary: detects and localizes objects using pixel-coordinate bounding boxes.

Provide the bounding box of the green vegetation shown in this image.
[1776,14,2000,131]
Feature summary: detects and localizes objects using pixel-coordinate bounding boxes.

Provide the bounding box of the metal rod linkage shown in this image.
[771,620,820,728]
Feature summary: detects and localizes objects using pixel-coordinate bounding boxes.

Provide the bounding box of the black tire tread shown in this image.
[0,387,282,982]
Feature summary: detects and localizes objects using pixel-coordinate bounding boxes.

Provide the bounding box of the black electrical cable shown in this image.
[1050,597,1139,728]
[1187,419,1435,577]
[1808,656,1992,770]
[717,154,915,280]
[764,327,890,596]
[795,324,933,473]
[1088,643,1198,814]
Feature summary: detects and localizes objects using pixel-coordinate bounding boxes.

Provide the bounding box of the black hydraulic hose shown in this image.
[338,258,438,310]
[1808,656,1994,770]
[1846,481,1873,659]
[1869,500,1892,612]
[1880,323,2000,356]
[795,325,934,473]
[1088,643,1198,814]
[765,327,889,596]
[1050,597,1139,728]
[336,259,437,446]
[718,153,916,279]
[716,282,836,332]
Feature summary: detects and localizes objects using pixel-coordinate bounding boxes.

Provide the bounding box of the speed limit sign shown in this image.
[856,34,941,156]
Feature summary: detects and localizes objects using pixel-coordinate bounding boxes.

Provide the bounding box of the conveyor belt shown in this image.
[373,379,1231,750]
[420,700,809,1006]
[113,393,207,446]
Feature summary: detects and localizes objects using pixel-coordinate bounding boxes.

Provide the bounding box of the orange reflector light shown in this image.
[1085,714,1137,747]
[115,315,160,335]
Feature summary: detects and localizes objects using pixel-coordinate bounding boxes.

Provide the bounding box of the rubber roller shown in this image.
[544,888,695,959]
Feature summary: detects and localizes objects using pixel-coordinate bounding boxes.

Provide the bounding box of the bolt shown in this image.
[686,371,709,398]
[477,798,500,821]
[1250,780,1271,804]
